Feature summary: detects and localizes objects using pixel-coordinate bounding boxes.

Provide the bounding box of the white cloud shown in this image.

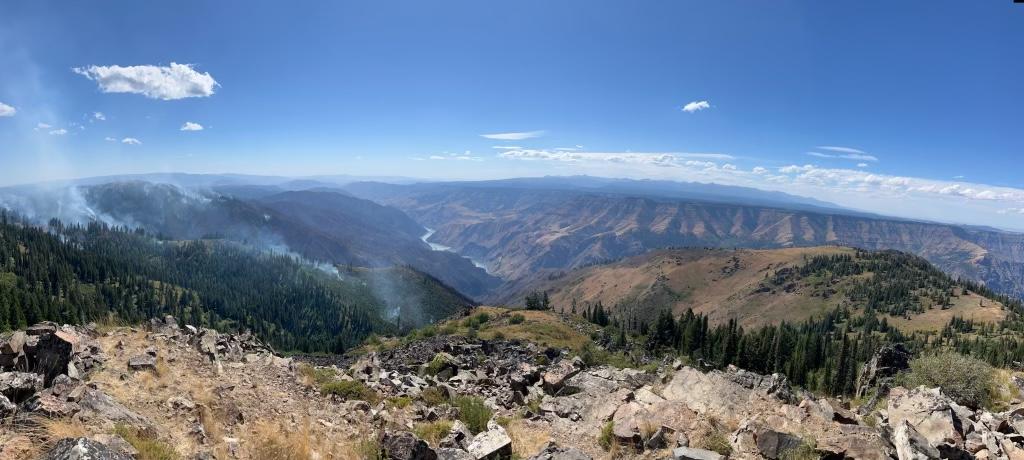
[121,137,142,145]
[480,130,545,140]
[73,63,219,100]
[682,100,711,113]
[180,121,204,131]
[428,151,482,161]
[722,163,737,171]
[807,151,878,162]
[0,102,16,117]
[817,146,866,154]
[36,122,52,130]
[774,164,1024,205]
[752,166,768,175]
[93,112,106,121]
[498,149,732,168]
[491,145,522,150]
[998,208,1024,215]
[49,128,67,136]
[104,137,117,142]
[857,163,868,168]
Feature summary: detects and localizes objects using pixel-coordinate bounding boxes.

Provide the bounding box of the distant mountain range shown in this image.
[341,179,1024,301]
[1,173,1021,303]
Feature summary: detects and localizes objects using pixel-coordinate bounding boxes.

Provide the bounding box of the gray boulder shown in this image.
[542,357,583,394]
[127,354,157,372]
[466,420,512,459]
[41,438,133,460]
[893,421,940,460]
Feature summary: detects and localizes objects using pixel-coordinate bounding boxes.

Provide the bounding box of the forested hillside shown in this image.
[0,212,468,352]
[567,250,1024,398]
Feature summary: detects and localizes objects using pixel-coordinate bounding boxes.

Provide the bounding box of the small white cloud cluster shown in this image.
[0,102,16,117]
[93,112,106,121]
[682,100,711,113]
[74,63,219,100]
[180,121,204,131]
[121,137,142,145]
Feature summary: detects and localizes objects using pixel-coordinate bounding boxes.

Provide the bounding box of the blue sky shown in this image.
[1,1,1023,229]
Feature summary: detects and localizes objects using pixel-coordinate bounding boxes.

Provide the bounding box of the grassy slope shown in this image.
[517,246,1008,332]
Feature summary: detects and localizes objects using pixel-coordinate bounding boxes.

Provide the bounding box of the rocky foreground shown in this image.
[3,316,1024,459]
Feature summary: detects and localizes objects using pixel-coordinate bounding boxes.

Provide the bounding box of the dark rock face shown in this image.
[855,343,911,400]
[754,429,805,459]
[382,431,438,460]
[41,437,133,460]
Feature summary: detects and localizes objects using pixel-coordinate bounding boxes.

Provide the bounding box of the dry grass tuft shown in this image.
[505,418,551,457]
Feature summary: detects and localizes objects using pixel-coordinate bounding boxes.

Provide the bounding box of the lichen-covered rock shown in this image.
[41,437,133,460]
[382,431,437,460]
[0,371,44,403]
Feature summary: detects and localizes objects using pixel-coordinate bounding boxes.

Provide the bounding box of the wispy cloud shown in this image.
[49,128,67,136]
[104,137,117,142]
[121,137,142,145]
[817,146,866,154]
[0,102,16,117]
[498,148,733,167]
[74,63,219,100]
[998,208,1024,215]
[806,145,878,162]
[35,122,51,130]
[682,100,711,113]
[92,112,105,121]
[857,163,868,168]
[180,121,204,131]
[425,151,483,161]
[480,130,545,140]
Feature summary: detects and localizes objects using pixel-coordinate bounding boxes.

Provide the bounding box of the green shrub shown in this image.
[598,421,614,451]
[413,420,452,445]
[420,387,447,406]
[321,380,379,403]
[694,430,732,456]
[451,395,493,434]
[388,396,413,409]
[509,313,525,325]
[900,351,994,408]
[425,353,451,376]
[114,424,179,460]
[780,439,818,460]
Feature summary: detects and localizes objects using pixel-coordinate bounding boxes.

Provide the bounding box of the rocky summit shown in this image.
[2,313,1024,459]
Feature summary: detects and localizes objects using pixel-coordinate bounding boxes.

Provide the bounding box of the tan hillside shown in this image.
[521,247,1008,331]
